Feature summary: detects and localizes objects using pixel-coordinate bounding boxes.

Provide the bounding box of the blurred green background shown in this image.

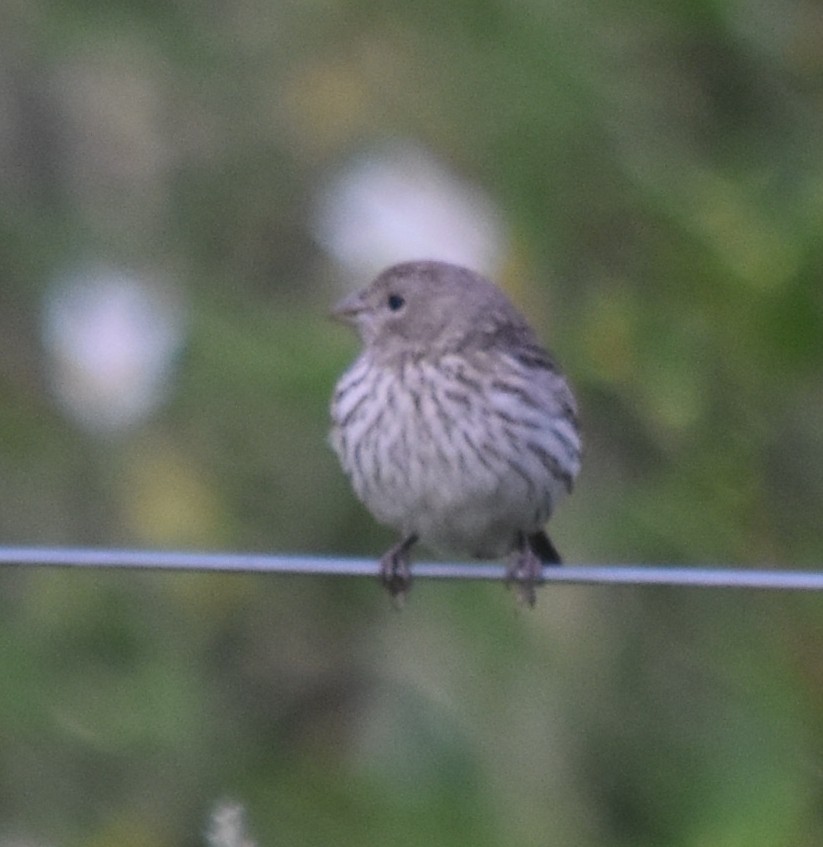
[1,0,823,844]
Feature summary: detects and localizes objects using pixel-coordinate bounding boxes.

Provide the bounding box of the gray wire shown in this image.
[0,547,820,590]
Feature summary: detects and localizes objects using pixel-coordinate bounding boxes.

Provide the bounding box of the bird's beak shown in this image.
[331,289,366,325]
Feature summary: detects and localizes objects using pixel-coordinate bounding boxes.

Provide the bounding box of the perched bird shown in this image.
[329,260,581,605]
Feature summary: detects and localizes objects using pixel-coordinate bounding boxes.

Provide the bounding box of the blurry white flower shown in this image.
[207,801,256,847]
[42,266,186,434]
[314,141,506,279]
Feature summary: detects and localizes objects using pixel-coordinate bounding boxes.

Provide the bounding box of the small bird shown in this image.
[329,260,581,605]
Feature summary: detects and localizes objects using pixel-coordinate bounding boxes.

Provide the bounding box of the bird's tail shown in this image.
[527,530,562,565]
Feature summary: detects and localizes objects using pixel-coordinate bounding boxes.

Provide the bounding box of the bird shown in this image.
[329,260,581,606]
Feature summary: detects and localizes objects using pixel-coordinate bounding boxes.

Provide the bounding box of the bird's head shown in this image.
[332,260,524,360]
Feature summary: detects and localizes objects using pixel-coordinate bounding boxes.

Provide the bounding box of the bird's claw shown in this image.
[379,534,417,607]
[505,548,545,608]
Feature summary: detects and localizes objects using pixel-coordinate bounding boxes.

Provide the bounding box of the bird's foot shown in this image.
[505,547,544,608]
[379,534,418,607]
[506,532,561,607]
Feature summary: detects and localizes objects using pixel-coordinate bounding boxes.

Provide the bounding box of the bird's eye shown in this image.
[387,294,405,312]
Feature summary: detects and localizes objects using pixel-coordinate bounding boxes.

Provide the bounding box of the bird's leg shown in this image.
[506,531,562,607]
[379,533,418,605]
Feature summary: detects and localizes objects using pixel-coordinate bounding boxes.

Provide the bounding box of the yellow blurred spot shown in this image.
[643,362,703,435]
[581,286,636,383]
[85,816,167,847]
[498,241,537,308]
[123,439,225,546]
[689,171,801,290]
[281,59,369,156]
